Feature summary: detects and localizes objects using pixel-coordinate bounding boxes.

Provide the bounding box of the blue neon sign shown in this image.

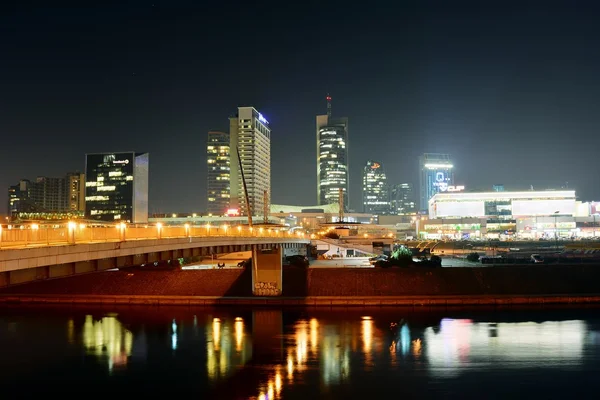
[258,113,268,124]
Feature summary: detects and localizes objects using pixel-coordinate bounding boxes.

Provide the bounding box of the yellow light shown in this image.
[156,222,162,229]
[237,226,242,232]
[184,223,190,229]
[119,222,126,230]
[79,223,86,229]
[67,221,77,230]
[268,382,274,399]
[275,372,282,394]
[31,223,39,230]
[213,318,221,351]
[234,318,244,351]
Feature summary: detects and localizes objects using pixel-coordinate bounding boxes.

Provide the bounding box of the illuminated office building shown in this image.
[390,183,416,214]
[362,160,390,214]
[316,94,348,209]
[85,152,149,223]
[419,153,454,211]
[229,107,271,216]
[207,131,230,215]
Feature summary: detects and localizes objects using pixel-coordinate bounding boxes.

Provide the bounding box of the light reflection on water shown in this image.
[1,308,599,398]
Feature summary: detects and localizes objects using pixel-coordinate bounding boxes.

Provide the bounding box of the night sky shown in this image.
[1,0,599,215]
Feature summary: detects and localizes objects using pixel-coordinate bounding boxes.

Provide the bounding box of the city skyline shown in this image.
[2,2,600,215]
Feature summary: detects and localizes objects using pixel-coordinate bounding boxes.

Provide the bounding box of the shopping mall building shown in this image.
[422,190,600,240]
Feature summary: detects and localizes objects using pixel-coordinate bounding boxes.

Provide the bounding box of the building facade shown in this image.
[419,153,454,211]
[7,172,85,220]
[206,131,230,215]
[362,160,390,214]
[85,152,149,223]
[316,95,348,209]
[421,190,584,240]
[229,107,271,217]
[390,183,416,214]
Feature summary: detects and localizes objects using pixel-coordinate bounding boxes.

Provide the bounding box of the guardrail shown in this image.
[0,222,307,249]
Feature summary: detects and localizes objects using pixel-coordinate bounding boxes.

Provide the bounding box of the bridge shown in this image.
[0,222,309,287]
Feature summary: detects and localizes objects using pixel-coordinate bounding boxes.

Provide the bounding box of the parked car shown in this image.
[369,255,388,265]
[284,255,310,267]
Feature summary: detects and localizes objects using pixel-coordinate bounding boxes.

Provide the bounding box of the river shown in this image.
[1,305,600,399]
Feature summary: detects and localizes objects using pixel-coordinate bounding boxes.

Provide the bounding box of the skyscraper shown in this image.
[362,160,390,214]
[390,183,416,214]
[85,152,149,223]
[419,153,454,211]
[316,94,349,209]
[229,107,271,217]
[206,131,230,215]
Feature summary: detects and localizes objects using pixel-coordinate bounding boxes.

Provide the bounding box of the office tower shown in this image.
[316,94,349,209]
[67,172,86,212]
[419,153,454,211]
[229,107,271,216]
[493,184,505,192]
[85,152,149,223]
[8,180,32,217]
[362,160,390,214]
[7,173,86,219]
[206,131,231,215]
[390,183,416,214]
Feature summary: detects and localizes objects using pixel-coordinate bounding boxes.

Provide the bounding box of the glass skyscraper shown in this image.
[206,131,230,216]
[362,160,390,214]
[85,152,149,223]
[419,153,454,211]
[390,183,416,214]
[316,95,348,209]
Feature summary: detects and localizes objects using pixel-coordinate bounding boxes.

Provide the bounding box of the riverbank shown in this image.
[1,264,600,306]
[1,293,600,306]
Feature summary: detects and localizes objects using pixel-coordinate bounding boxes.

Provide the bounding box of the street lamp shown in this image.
[554,211,560,253]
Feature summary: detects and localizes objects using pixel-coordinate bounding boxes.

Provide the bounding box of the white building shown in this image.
[429,190,578,219]
[229,107,271,217]
[422,190,600,240]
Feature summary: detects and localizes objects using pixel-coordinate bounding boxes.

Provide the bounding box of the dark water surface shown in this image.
[1,305,600,399]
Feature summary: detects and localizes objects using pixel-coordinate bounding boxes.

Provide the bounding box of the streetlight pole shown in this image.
[554,210,560,255]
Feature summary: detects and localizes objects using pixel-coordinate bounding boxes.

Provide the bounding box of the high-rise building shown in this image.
[229,107,271,217]
[316,94,349,209]
[85,152,149,223]
[67,172,86,212]
[7,173,86,219]
[391,183,416,214]
[206,131,230,215]
[419,153,454,211]
[493,184,505,192]
[362,160,390,214]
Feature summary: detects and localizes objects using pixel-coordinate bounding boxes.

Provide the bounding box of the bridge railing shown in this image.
[0,223,306,249]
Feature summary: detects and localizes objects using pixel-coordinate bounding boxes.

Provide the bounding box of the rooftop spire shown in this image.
[326,93,332,118]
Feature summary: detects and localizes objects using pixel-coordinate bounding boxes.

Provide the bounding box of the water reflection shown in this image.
[206,316,251,382]
[425,318,586,377]
[82,315,133,372]
[2,307,594,398]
